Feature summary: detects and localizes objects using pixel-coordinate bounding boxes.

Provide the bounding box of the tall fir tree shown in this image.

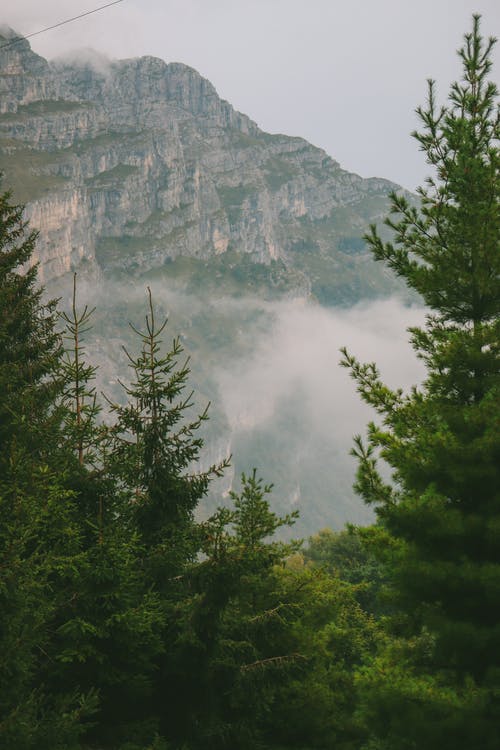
[342,16,500,749]
[102,290,230,745]
[59,273,101,470]
[0,183,96,748]
[0,181,62,468]
[106,288,228,574]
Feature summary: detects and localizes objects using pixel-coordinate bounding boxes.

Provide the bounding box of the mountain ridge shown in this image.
[0,27,400,306]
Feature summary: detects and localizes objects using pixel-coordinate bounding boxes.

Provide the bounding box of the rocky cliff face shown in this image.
[0,27,399,303]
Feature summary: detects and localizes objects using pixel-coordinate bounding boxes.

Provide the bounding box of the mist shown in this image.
[51,47,114,77]
[211,295,427,534]
[51,270,427,537]
[216,296,426,433]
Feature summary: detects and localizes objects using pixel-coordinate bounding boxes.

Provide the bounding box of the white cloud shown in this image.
[215,296,426,438]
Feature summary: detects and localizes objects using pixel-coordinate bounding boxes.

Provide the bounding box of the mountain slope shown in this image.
[0,27,400,305]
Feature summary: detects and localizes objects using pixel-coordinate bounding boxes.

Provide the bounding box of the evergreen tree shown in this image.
[56,273,114,541]
[106,288,227,560]
[52,274,168,748]
[342,16,500,749]
[101,290,229,745]
[177,473,377,750]
[0,180,62,469]
[173,471,301,749]
[59,273,101,470]
[0,184,96,748]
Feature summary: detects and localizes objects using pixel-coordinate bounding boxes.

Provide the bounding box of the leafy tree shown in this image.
[342,16,500,749]
[267,563,379,750]
[304,527,387,614]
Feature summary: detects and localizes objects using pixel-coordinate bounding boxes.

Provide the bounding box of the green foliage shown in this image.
[342,16,500,749]
[59,273,102,469]
[164,472,377,750]
[0,172,392,749]
[3,19,498,747]
[0,182,95,747]
[48,527,165,749]
[105,288,228,557]
[0,179,62,469]
[305,527,387,614]
[154,472,301,748]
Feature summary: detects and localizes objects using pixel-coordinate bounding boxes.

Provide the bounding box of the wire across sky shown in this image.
[0,0,124,50]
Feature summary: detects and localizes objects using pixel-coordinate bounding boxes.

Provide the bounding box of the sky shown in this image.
[1,0,499,191]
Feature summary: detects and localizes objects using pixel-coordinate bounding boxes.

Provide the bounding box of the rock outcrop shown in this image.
[0,27,399,303]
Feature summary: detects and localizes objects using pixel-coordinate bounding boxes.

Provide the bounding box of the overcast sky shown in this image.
[2,0,499,190]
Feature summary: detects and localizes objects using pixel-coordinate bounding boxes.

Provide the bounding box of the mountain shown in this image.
[0,27,413,535]
[0,26,401,305]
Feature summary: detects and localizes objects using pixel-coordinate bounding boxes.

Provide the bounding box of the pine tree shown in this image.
[45,278,166,749]
[172,471,301,749]
[342,16,500,749]
[98,290,229,744]
[0,183,96,748]
[0,181,62,468]
[59,273,101,470]
[175,473,377,750]
[106,288,228,573]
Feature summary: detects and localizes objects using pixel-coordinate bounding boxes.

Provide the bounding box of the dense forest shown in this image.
[0,16,498,750]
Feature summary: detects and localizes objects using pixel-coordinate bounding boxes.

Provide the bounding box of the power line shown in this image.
[0,1,125,51]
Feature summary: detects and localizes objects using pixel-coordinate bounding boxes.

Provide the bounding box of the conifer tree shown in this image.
[0,181,61,468]
[106,288,228,573]
[170,471,301,748]
[342,16,500,749]
[46,279,166,749]
[173,473,377,750]
[0,183,95,748]
[99,290,229,744]
[59,273,101,470]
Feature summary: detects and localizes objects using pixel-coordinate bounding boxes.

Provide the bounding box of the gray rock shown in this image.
[0,27,401,304]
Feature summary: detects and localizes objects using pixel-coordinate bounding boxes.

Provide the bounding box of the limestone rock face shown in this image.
[0,29,56,112]
[0,27,399,302]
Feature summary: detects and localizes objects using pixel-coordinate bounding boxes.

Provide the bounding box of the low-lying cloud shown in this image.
[52,274,427,535]
[216,296,426,436]
[208,295,426,534]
